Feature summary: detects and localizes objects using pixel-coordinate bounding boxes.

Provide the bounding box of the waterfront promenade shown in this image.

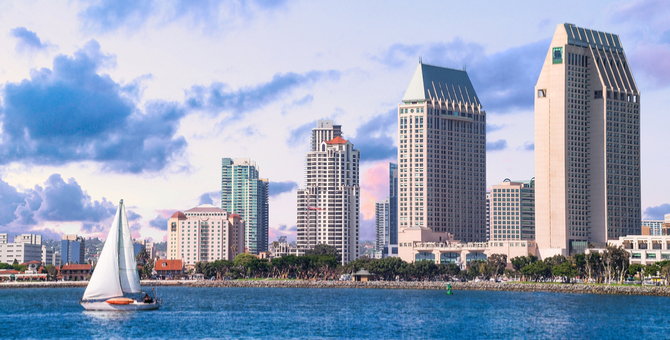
[3,279,670,297]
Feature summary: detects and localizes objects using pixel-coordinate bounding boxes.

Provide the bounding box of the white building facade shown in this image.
[167,204,245,265]
[296,120,360,264]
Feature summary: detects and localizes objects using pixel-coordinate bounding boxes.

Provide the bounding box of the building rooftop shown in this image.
[353,269,374,276]
[171,211,187,220]
[402,61,480,106]
[325,136,348,145]
[155,259,183,272]
[563,23,623,53]
[61,264,91,271]
[229,213,242,219]
[185,204,227,213]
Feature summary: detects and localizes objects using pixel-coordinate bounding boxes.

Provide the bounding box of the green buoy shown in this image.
[446,283,453,295]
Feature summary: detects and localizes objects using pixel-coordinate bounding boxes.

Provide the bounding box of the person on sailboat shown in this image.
[143,293,153,303]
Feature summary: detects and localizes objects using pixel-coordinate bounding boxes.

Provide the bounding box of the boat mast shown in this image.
[118,199,124,291]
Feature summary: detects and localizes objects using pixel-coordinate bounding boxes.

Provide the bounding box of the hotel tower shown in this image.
[296,120,360,264]
[398,62,487,242]
[535,24,641,256]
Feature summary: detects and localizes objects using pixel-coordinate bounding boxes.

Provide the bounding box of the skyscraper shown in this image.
[490,179,535,241]
[398,62,487,242]
[375,199,389,252]
[296,120,360,264]
[389,162,398,245]
[535,24,641,256]
[221,158,269,254]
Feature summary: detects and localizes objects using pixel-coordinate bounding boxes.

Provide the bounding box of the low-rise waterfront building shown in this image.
[60,264,92,281]
[398,227,537,267]
[154,259,183,278]
[606,235,670,265]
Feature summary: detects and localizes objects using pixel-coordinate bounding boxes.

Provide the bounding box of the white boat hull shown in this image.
[80,301,160,311]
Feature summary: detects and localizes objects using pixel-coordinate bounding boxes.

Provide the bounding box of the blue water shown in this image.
[1,286,669,339]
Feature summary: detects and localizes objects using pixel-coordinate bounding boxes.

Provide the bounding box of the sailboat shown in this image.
[80,199,161,311]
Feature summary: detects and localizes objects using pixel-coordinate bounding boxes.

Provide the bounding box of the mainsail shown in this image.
[82,199,141,300]
[119,204,141,293]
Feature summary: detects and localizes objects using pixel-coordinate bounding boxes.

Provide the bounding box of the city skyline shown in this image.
[0,1,668,244]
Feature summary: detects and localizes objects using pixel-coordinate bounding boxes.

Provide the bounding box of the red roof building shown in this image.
[60,264,92,281]
[154,259,183,278]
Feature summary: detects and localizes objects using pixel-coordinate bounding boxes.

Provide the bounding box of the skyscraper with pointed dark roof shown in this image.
[398,62,487,242]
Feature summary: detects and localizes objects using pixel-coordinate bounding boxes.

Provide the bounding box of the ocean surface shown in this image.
[1,286,669,339]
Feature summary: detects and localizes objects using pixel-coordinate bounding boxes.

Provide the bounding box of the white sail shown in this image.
[82,203,123,300]
[118,201,141,293]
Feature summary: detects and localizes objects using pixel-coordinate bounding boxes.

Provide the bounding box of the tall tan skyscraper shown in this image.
[296,120,360,264]
[398,62,487,242]
[535,24,641,257]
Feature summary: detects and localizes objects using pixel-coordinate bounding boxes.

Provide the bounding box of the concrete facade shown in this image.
[0,243,42,264]
[297,120,360,264]
[375,199,390,252]
[167,204,245,265]
[398,62,487,242]
[398,227,536,266]
[607,235,670,265]
[535,24,641,257]
[490,179,535,241]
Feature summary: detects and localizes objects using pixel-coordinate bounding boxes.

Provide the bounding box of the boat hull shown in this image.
[80,301,160,311]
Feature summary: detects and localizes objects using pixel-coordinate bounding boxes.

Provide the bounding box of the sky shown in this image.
[0,0,669,244]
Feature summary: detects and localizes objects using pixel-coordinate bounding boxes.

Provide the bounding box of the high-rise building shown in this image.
[375,199,390,252]
[490,179,535,241]
[535,23,641,256]
[296,120,360,264]
[641,220,663,236]
[398,62,487,242]
[486,192,491,241]
[167,204,245,264]
[221,158,269,254]
[389,163,399,245]
[61,235,85,264]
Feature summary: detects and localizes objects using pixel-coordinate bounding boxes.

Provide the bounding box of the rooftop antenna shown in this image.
[419,56,422,64]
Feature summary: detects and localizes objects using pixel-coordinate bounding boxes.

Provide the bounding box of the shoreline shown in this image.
[2,280,670,297]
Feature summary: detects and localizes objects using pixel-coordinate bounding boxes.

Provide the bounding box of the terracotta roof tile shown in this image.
[155,259,183,272]
[61,264,91,271]
[325,136,348,145]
